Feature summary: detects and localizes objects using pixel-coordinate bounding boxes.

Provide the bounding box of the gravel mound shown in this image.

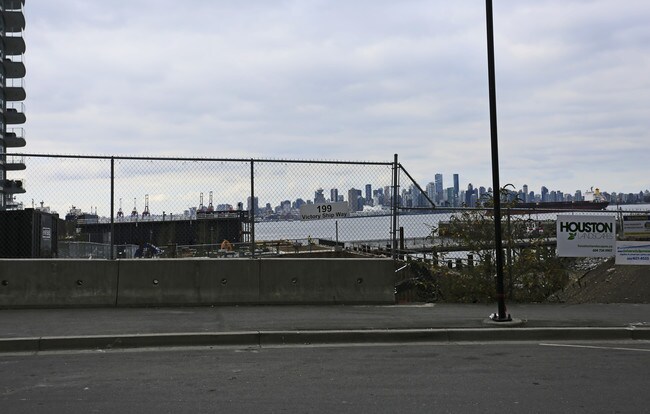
[554,258,650,303]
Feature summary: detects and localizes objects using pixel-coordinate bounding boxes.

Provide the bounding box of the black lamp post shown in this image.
[486,0,511,322]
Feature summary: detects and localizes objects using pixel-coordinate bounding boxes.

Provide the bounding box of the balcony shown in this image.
[2,178,26,194]
[4,85,26,101]
[3,58,26,78]
[4,103,25,124]
[4,78,26,101]
[4,128,26,148]
[4,155,25,171]
[2,10,25,32]
[3,1,25,11]
[2,36,25,55]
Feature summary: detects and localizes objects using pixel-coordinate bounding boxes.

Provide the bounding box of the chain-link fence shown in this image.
[393,207,635,264]
[392,205,650,303]
[1,153,646,278]
[0,154,398,259]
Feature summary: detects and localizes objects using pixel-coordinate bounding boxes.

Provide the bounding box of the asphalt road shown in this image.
[1,342,649,413]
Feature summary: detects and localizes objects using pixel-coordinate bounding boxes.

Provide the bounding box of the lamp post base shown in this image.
[489,312,513,322]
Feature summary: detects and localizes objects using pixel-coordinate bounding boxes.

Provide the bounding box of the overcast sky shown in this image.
[21,0,650,196]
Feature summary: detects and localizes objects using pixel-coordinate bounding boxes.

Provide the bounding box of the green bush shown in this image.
[400,189,571,303]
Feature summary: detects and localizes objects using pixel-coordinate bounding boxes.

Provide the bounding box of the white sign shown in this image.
[615,241,650,265]
[557,215,616,257]
[42,227,51,240]
[622,215,650,238]
[300,202,349,220]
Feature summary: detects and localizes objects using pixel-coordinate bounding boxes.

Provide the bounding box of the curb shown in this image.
[1,327,648,354]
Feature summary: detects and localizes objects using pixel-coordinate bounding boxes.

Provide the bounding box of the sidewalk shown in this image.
[1,303,648,353]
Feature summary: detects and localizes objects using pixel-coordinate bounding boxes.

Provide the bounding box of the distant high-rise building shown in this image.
[478,186,487,204]
[278,200,291,213]
[426,182,436,204]
[330,188,338,203]
[372,188,387,206]
[541,186,549,202]
[348,188,362,212]
[522,185,529,202]
[465,183,474,206]
[382,186,390,206]
[453,174,459,198]
[247,196,259,214]
[401,188,411,208]
[314,188,326,204]
[365,184,372,203]
[293,198,306,209]
[445,187,454,206]
[435,174,444,202]
[411,184,426,208]
[372,188,385,206]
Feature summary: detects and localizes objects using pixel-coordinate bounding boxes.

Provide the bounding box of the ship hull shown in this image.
[508,201,609,213]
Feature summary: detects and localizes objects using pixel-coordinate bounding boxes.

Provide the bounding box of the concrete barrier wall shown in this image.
[259,258,394,304]
[0,259,119,307]
[116,259,260,306]
[0,258,395,308]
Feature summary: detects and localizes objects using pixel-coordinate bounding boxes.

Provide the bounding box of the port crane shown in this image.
[117,198,124,218]
[142,194,151,218]
[207,191,215,213]
[198,192,207,213]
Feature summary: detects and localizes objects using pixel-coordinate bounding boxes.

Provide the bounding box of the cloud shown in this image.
[16,0,650,208]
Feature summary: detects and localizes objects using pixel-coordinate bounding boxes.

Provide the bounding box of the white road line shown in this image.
[540,343,650,352]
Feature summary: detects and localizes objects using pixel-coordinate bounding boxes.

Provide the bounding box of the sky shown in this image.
[20,0,650,198]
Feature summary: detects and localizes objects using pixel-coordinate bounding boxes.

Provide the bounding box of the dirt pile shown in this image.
[554,258,650,303]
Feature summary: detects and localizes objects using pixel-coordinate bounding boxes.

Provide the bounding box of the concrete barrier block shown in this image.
[0,259,119,308]
[259,258,394,304]
[0,337,40,353]
[116,259,260,306]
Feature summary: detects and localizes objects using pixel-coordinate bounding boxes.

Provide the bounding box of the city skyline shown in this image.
[24,162,649,219]
[16,151,649,218]
[17,1,650,195]
[213,172,650,219]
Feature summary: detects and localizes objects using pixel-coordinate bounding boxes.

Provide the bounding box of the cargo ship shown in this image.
[64,206,99,222]
[511,188,608,212]
[513,200,609,211]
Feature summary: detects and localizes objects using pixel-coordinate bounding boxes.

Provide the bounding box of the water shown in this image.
[254,205,650,244]
[255,211,461,244]
[255,214,397,244]
[607,203,650,212]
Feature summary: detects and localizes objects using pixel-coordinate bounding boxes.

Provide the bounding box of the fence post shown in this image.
[110,157,115,260]
[250,159,255,257]
[391,153,399,259]
[506,208,512,300]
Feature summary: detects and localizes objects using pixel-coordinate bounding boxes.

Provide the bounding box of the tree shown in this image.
[403,186,572,303]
